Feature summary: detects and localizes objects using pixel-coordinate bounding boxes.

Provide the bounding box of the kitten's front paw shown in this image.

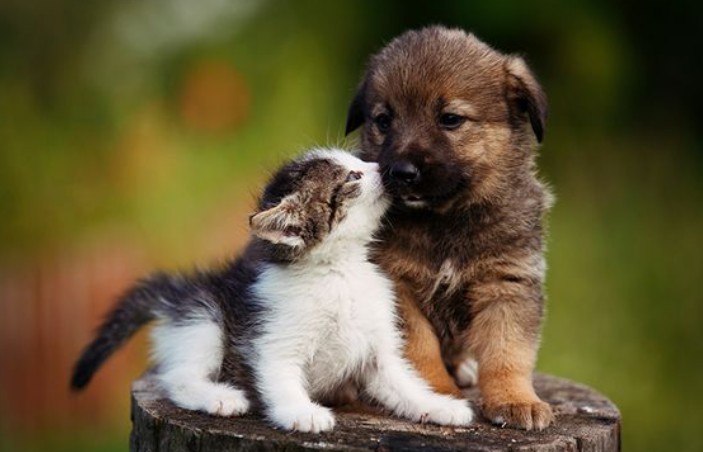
[271,403,336,433]
[422,397,474,426]
[203,387,250,417]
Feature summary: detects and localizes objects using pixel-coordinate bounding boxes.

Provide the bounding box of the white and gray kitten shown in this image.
[71,148,473,432]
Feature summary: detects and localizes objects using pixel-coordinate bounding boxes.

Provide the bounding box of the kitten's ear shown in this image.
[249,194,305,248]
[505,56,548,143]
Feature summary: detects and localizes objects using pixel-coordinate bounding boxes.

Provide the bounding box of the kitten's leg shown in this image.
[152,319,249,416]
[255,355,335,433]
[453,352,479,388]
[363,348,474,426]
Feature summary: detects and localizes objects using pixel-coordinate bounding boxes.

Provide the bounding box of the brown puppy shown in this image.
[345,26,554,430]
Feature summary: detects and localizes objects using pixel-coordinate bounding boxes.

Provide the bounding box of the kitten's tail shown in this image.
[70,272,177,391]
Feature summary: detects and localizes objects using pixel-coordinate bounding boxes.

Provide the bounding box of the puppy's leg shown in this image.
[399,287,463,397]
[467,280,553,430]
[152,320,250,416]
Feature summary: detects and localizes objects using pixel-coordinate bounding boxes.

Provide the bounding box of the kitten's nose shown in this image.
[389,161,420,184]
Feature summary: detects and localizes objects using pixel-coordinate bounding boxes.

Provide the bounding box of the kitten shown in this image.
[71,148,474,433]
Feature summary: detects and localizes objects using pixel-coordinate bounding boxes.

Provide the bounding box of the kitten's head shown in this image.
[249,148,389,262]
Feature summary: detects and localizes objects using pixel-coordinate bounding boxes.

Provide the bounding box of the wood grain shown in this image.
[130,373,620,451]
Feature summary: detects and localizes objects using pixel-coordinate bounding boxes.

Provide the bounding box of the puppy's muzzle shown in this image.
[389,160,420,185]
[381,155,468,209]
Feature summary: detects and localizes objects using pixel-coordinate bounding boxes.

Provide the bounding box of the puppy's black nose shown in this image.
[389,161,420,184]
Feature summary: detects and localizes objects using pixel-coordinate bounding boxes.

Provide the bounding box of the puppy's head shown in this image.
[346,26,547,209]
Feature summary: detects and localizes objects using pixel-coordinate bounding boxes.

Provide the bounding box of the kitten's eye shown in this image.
[373,113,392,133]
[438,113,466,130]
[345,171,362,183]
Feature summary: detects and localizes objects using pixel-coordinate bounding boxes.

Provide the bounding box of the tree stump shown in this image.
[131,373,620,451]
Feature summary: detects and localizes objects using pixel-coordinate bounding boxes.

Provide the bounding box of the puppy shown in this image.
[345,26,554,430]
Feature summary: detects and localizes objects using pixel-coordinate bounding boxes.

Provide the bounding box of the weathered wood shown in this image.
[131,373,620,451]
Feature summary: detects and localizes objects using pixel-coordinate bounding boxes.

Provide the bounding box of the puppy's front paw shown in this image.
[271,403,336,433]
[421,397,474,426]
[484,399,553,431]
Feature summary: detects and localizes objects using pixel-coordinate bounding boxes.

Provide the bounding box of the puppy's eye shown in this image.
[373,113,392,133]
[438,113,466,130]
[345,171,362,182]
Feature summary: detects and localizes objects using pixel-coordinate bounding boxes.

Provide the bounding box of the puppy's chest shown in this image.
[376,233,474,330]
[385,237,470,296]
[405,259,469,319]
[380,217,484,291]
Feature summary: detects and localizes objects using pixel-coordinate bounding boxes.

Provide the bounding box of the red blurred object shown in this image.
[0,240,149,431]
[179,59,251,134]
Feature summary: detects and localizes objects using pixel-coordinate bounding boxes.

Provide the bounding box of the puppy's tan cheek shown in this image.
[476,124,512,163]
[449,131,467,148]
[363,130,384,155]
[369,128,384,144]
[453,131,484,162]
[454,123,499,161]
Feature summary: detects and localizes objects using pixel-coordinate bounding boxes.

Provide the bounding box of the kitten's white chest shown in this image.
[305,285,374,390]
[253,259,395,397]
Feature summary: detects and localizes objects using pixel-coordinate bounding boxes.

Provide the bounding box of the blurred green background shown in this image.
[1,0,701,450]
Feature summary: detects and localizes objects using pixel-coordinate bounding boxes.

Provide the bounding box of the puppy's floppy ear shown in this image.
[505,57,548,143]
[249,193,305,248]
[345,79,367,135]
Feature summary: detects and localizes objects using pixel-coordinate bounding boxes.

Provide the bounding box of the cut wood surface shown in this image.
[131,373,620,451]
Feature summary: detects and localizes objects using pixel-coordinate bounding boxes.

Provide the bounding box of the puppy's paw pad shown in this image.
[454,358,479,388]
[423,397,474,426]
[203,387,250,416]
[272,404,336,433]
[484,400,553,431]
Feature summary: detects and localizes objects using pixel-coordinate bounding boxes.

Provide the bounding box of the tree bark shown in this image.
[131,373,620,451]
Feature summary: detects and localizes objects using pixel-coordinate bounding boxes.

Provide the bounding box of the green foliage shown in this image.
[1,0,701,450]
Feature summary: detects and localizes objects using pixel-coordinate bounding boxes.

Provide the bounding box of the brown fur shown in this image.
[346,26,554,430]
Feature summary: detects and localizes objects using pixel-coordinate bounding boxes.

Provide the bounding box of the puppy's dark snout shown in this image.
[389,161,420,184]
